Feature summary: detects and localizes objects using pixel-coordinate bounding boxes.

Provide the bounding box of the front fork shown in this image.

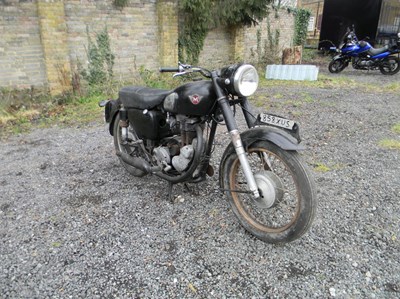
[212,72,260,199]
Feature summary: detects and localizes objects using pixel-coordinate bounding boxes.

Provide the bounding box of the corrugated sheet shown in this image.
[377,0,400,42]
[266,65,319,81]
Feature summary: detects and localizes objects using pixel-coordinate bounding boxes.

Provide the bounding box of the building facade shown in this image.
[0,0,295,95]
[298,0,400,48]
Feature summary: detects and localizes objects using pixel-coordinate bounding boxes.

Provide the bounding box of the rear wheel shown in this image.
[113,113,146,177]
[328,59,347,73]
[379,56,400,75]
[222,140,316,243]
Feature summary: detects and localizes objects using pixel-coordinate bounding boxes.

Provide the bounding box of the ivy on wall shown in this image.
[81,27,115,86]
[179,0,273,64]
[291,7,311,46]
[113,0,129,9]
[178,0,213,65]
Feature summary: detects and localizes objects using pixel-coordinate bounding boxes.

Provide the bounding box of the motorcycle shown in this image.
[328,26,400,75]
[99,63,316,244]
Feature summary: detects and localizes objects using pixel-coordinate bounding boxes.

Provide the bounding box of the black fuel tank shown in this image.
[163,81,217,116]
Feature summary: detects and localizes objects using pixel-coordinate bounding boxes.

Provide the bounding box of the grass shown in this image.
[259,48,400,93]
[0,69,182,139]
[379,139,400,150]
[1,61,399,139]
[376,123,400,150]
[312,161,347,173]
[258,73,358,90]
[385,82,400,93]
[392,123,400,134]
[313,162,331,173]
[51,241,62,248]
[0,92,106,139]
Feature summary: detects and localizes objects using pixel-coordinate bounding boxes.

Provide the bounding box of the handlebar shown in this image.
[159,63,212,78]
[159,67,180,73]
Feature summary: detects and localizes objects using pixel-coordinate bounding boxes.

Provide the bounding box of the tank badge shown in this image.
[189,94,202,105]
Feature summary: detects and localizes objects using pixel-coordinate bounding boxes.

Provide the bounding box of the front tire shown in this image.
[379,56,400,75]
[113,113,146,177]
[328,59,347,73]
[222,140,316,243]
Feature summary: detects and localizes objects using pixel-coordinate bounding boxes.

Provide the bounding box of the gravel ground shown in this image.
[1,68,399,298]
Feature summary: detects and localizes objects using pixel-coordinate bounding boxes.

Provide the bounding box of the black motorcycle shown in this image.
[99,63,316,243]
[329,27,400,75]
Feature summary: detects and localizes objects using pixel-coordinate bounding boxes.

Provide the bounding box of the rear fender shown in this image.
[105,99,120,136]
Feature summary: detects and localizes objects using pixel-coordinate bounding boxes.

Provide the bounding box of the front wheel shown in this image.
[379,56,400,75]
[328,59,347,73]
[221,140,316,243]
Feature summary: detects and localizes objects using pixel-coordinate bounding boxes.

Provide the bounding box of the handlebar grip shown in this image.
[159,67,179,72]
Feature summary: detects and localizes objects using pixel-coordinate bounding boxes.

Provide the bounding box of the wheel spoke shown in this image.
[228,149,299,231]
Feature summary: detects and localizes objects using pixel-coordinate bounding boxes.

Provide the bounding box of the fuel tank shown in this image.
[354,41,371,54]
[342,42,372,56]
[342,44,358,54]
[163,81,217,116]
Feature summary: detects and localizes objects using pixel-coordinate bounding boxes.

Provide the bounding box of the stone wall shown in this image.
[198,10,295,68]
[65,0,163,84]
[0,0,47,88]
[0,1,294,95]
[242,10,296,63]
[198,26,234,68]
[0,0,172,94]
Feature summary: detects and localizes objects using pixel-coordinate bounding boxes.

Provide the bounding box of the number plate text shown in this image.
[259,113,295,130]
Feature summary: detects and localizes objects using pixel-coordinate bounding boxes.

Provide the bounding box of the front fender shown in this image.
[333,54,343,60]
[218,126,305,186]
[240,126,305,151]
[332,54,350,65]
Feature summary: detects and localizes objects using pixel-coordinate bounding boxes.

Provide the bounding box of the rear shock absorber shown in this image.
[119,106,129,142]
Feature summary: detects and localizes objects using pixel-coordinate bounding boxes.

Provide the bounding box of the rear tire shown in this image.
[113,113,146,177]
[379,56,400,75]
[328,59,346,73]
[222,140,316,244]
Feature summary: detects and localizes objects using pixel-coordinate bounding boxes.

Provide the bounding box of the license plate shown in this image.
[259,113,295,130]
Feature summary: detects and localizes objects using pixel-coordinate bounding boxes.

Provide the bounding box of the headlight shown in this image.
[233,64,259,97]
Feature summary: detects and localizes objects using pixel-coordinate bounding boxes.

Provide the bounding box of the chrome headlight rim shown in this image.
[233,64,259,97]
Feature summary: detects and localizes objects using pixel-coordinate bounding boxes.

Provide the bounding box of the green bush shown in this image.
[81,27,115,87]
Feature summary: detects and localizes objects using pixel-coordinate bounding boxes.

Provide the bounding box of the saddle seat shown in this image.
[119,86,171,109]
[368,45,389,56]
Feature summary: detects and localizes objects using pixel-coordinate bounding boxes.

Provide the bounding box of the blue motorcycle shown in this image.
[328,27,400,75]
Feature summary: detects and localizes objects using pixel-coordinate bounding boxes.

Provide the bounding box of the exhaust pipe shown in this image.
[116,151,161,174]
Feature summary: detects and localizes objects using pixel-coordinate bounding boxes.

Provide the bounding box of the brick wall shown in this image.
[0,0,47,88]
[198,9,295,67]
[243,10,295,63]
[0,1,294,94]
[37,0,71,94]
[65,0,162,83]
[198,26,234,68]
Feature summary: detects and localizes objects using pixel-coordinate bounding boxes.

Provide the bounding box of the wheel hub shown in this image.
[253,171,284,208]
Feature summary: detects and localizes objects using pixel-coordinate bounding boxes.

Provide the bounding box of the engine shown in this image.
[152,115,201,173]
[353,57,375,69]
